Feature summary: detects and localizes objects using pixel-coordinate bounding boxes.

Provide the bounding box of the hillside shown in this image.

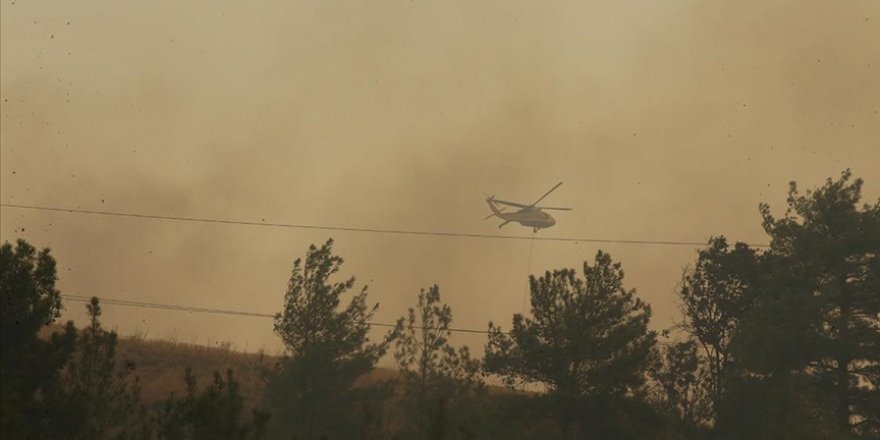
[116,336,276,410]
[114,335,401,412]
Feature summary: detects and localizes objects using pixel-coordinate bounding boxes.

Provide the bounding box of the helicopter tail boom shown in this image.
[485,197,502,214]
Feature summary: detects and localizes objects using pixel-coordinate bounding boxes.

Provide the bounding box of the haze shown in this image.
[1,0,878,362]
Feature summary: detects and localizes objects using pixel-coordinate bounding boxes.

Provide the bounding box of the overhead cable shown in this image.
[0,203,770,248]
[62,294,497,335]
[62,294,678,344]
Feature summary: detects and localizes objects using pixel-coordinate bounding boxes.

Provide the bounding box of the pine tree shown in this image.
[156,368,269,440]
[0,239,77,439]
[267,239,391,439]
[678,236,760,420]
[43,297,147,439]
[743,170,880,437]
[393,285,482,439]
[647,340,711,438]
[485,250,655,437]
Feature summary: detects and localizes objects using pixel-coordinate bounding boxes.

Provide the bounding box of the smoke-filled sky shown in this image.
[2,0,878,362]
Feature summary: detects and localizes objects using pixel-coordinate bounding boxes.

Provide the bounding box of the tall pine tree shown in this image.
[485,251,656,438]
[0,239,77,439]
[749,170,880,437]
[393,285,482,439]
[267,239,391,439]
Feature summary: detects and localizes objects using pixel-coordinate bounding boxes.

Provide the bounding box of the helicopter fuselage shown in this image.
[487,201,556,230]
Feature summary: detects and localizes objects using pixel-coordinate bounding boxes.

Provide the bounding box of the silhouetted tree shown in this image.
[267,239,391,439]
[647,340,711,438]
[485,250,656,438]
[42,297,148,439]
[0,239,77,439]
[393,285,483,439]
[678,236,760,419]
[156,368,269,440]
[732,169,879,437]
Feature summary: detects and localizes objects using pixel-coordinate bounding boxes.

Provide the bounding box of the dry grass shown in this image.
[113,334,409,411]
[41,324,511,418]
[116,335,278,410]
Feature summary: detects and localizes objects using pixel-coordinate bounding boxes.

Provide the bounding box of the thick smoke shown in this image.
[1,0,878,357]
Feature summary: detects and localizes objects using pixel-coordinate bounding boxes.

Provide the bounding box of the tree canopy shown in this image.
[485,251,656,438]
[268,239,390,439]
[0,239,77,438]
[393,285,483,439]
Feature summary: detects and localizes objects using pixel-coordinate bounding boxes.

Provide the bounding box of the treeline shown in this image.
[1,170,877,440]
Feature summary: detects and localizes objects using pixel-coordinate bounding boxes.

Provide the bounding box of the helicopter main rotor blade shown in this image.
[538,206,573,211]
[530,181,564,207]
[491,199,529,208]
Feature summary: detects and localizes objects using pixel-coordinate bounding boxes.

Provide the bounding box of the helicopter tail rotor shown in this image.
[484,195,506,220]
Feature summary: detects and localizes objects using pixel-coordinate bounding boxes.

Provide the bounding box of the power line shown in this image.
[64,294,275,319]
[62,294,679,345]
[61,294,497,335]
[0,203,770,248]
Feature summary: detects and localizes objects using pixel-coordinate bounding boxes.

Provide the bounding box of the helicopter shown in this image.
[484,181,572,233]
